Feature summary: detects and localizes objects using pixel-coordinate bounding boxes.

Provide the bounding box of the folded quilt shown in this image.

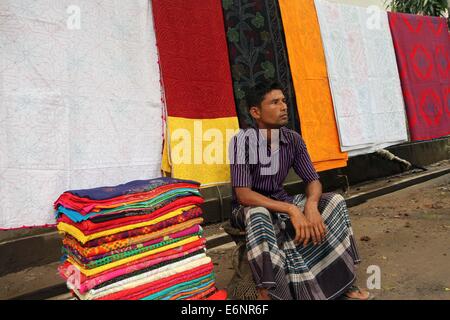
[57,198,202,235]
[59,238,207,292]
[65,230,203,268]
[56,189,201,222]
[63,218,203,258]
[55,182,199,213]
[74,256,212,299]
[85,254,209,298]
[69,207,203,247]
[87,249,206,292]
[141,274,215,300]
[67,236,203,277]
[95,261,214,300]
[63,177,200,200]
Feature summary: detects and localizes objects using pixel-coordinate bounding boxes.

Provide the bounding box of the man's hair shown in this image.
[246,82,284,110]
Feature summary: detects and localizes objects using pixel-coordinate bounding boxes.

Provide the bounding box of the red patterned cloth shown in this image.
[201,288,228,300]
[67,207,203,248]
[55,182,199,213]
[58,238,207,283]
[388,12,450,140]
[152,0,236,119]
[96,262,214,300]
[187,286,218,300]
[63,224,202,262]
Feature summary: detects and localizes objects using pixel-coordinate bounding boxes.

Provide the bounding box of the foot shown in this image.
[256,288,271,300]
[343,286,372,300]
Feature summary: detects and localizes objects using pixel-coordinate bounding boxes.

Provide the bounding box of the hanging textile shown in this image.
[221,0,301,132]
[314,0,408,156]
[278,0,347,171]
[153,0,240,186]
[0,0,164,229]
[388,12,450,141]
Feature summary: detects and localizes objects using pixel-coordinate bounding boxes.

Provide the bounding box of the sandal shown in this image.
[341,285,375,300]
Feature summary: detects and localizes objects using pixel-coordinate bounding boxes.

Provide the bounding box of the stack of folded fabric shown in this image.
[55,177,226,300]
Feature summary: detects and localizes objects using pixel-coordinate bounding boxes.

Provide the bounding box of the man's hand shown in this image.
[287,205,313,247]
[304,202,327,245]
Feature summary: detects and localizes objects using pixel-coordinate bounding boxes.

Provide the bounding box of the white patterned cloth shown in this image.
[314,0,408,156]
[0,0,163,228]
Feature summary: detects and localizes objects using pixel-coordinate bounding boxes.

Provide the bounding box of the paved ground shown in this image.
[1,173,449,300]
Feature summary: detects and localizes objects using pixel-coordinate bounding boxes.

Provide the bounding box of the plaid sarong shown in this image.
[231,192,360,300]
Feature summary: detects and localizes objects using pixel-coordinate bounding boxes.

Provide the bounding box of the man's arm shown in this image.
[235,187,313,246]
[305,180,322,206]
[303,180,327,245]
[235,187,294,213]
[291,134,326,245]
[230,131,314,246]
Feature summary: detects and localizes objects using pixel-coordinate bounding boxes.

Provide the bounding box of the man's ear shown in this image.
[249,106,260,120]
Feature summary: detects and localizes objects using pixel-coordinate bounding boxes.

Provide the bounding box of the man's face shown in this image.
[250,89,289,129]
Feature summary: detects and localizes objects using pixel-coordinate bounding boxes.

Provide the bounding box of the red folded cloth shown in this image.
[96,262,214,300]
[55,183,199,213]
[187,286,218,300]
[202,289,228,300]
[57,196,204,234]
[65,206,203,248]
[59,238,207,283]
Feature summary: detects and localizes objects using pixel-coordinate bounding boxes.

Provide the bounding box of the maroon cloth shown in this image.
[152,0,236,119]
[388,12,450,141]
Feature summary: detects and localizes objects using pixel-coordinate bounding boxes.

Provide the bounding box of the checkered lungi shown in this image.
[230,192,361,300]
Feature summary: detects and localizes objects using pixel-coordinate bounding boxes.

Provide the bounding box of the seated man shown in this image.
[229,82,371,300]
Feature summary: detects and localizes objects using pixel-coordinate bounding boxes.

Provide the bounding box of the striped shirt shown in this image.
[229,126,319,208]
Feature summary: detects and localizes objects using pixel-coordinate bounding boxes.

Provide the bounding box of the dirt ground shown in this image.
[209,173,450,300]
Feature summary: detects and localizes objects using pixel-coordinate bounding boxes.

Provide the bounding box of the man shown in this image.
[229,82,372,300]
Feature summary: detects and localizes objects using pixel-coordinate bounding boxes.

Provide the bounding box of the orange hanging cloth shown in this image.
[278,0,348,172]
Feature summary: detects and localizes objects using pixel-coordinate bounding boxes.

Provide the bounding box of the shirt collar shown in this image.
[279,127,288,144]
[250,125,288,145]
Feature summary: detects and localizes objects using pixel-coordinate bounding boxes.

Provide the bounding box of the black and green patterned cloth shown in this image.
[222,0,300,132]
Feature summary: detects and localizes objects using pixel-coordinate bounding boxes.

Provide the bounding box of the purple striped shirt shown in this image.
[229,126,319,208]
